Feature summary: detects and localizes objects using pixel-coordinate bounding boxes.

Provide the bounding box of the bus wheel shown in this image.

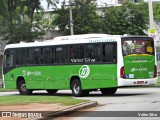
[17,80,33,95]
[71,79,85,97]
[100,87,117,95]
[46,90,58,94]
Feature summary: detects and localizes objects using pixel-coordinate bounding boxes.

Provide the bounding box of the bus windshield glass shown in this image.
[122,39,154,56]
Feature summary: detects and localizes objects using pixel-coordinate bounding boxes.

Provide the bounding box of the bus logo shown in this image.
[130,67,147,73]
[79,65,90,78]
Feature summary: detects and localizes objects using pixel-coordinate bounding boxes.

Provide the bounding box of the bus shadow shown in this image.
[87,93,151,97]
[25,92,151,97]
[30,92,73,96]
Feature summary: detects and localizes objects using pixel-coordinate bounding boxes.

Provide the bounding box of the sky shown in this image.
[40,0,160,10]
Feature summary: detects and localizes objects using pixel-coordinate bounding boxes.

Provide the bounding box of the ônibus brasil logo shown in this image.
[79,65,90,78]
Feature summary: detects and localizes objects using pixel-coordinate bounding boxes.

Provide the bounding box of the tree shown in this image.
[52,0,102,35]
[101,2,148,35]
[72,0,102,34]
[0,0,45,43]
[130,0,144,3]
[121,0,144,3]
[0,0,8,17]
[153,2,160,21]
[46,0,60,10]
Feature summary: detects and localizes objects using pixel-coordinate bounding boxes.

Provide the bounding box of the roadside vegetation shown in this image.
[0,95,87,106]
[157,76,160,86]
[0,0,160,43]
[0,88,17,92]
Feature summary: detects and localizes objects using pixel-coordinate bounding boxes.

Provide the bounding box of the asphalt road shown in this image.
[72,87,160,120]
[1,88,160,120]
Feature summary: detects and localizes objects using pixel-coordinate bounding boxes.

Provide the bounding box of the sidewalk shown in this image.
[0,101,97,120]
[36,101,97,120]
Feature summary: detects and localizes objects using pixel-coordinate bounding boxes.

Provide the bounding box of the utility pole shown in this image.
[148,0,159,46]
[148,0,154,29]
[69,0,74,35]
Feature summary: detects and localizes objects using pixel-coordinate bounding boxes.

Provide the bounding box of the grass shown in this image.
[0,87,17,92]
[0,95,87,106]
[156,76,160,86]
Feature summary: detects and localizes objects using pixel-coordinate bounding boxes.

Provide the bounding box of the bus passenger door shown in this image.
[3,49,16,89]
[99,43,117,88]
[41,47,56,89]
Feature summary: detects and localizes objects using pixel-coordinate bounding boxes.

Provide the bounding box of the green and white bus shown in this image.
[2,34,158,97]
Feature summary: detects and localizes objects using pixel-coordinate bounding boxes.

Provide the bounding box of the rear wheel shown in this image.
[46,90,58,94]
[18,80,33,95]
[71,79,89,97]
[100,87,117,95]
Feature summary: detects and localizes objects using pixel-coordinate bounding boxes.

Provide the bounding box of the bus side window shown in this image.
[28,48,40,65]
[85,44,101,63]
[55,46,68,64]
[102,43,117,63]
[16,48,27,66]
[70,45,84,63]
[52,47,55,64]
[41,47,51,64]
[4,50,14,67]
[86,45,95,59]
[95,44,101,62]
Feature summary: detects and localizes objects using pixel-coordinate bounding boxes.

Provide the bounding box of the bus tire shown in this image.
[100,87,117,95]
[17,80,33,95]
[71,79,88,97]
[46,90,58,94]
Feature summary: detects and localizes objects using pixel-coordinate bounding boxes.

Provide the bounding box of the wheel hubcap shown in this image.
[21,84,27,92]
[73,83,80,94]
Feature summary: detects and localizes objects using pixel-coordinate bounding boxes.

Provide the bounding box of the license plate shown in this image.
[137,81,144,84]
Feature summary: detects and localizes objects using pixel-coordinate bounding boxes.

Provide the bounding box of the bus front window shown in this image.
[122,39,154,56]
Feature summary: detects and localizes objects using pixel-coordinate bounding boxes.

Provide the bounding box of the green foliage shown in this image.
[52,1,69,34]
[153,2,160,21]
[101,2,148,35]
[130,0,144,3]
[1,0,160,43]
[0,0,45,43]
[53,0,102,35]
[156,47,160,52]
[73,0,102,34]
[0,0,8,17]
[0,95,87,106]
[52,0,153,35]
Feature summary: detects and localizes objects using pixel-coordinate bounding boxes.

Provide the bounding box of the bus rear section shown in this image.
[118,37,158,87]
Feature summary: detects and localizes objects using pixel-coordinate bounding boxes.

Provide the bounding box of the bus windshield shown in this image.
[122,39,154,56]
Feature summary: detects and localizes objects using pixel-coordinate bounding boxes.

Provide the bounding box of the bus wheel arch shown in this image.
[16,76,33,95]
[16,76,25,89]
[70,76,80,89]
[70,76,89,97]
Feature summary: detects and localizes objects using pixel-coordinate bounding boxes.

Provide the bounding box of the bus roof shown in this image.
[4,34,152,50]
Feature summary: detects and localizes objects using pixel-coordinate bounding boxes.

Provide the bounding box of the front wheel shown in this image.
[100,87,117,95]
[18,80,33,95]
[71,79,89,97]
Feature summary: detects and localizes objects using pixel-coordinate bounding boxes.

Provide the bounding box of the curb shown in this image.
[30,101,97,120]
